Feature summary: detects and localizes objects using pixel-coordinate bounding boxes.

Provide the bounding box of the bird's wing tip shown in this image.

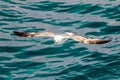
[84,39,112,44]
[93,39,111,44]
[13,31,29,37]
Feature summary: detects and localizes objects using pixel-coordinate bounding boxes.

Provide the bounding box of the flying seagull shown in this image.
[13,31,111,44]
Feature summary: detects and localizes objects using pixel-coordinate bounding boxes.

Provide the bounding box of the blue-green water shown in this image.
[0,0,120,80]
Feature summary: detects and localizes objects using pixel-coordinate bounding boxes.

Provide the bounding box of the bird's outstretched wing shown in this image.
[13,31,56,37]
[68,34,111,44]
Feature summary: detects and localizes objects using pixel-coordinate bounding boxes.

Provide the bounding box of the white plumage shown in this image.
[54,35,64,43]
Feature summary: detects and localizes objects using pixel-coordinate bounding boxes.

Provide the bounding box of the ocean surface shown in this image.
[0,0,120,80]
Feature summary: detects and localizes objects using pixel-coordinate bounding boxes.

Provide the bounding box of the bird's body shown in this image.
[54,35,67,44]
[13,31,111,44]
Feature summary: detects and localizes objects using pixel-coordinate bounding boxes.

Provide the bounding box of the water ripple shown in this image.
[0,0,120,80]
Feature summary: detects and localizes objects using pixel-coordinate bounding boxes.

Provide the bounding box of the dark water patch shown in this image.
[80,5,103,14]
[0,46,32,53]
[14,46,62,58]
[49,52,72,58]
[19,16,80,27]
[3,27,29,31]
[44,44,74,58]
[48,60,63,64]
[4,61,31,69]
[51,21,80,26]
[0,23,8,26]
[104,60,120,75]
[70,75,89,80]
[0,17,22,22]
[100,25,120,34]
[85,32,102,36]
[56,5,79,13]
[20,1,64,11]
[0,56,11,61]
[36,46,65,55]
[85,67,116,80]
[115,18,120,21]
[0,29,9,34]
[108,14,120,20]
[55,64,82,76]
[1,0,25,5]
[0,9,24,18]
[0,66,10,76]
[20,62,46,70]
[92,5,120,20]
[78,22,107,29]
[68,47,87,57]
[81,51,105,62]
[56,74,88,80]
[0,77,8,80]
[62,47,88,58]
[0,4,14,8]
[41,40,54,45]
[56,4,91,13]
[0,38,11,41]
[19,17,43,23]
[100,54,120,63]
[56,4,103,14]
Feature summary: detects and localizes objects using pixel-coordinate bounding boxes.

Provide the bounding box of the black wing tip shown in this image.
[103,40,111,43]
[96,40,111,44]
[13,31,29,37]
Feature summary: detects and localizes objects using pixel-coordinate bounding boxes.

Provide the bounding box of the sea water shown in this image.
[0,0,120,80]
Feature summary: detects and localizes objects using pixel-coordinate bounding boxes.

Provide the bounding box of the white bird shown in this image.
[13,31,111,44]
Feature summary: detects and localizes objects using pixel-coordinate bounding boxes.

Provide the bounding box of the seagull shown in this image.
[13,31,111,44]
